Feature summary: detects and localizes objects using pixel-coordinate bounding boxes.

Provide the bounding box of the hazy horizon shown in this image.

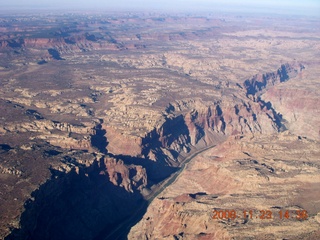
[1,0,319,16]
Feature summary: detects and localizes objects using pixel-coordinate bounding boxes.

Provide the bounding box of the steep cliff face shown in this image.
[2,62,307,239]
[1,36,115,51]
[1,11,318,240]
[5,154,148,240]
[140,99,279,166]
[127,63,319,240]
[243,62,305,97]
[0,34,142,57]
[104,157,147,193]
[104,63,305,167]
[141,115,192,166]
[182,100,279,141]
[261,81,320,140]
[129,132,320,240]
[243,62,320,140]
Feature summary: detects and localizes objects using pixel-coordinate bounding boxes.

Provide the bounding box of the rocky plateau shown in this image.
[0,10,319,240]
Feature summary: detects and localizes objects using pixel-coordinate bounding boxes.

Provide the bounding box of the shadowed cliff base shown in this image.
[4,156,148,240]
[3,148,179,240]
[48,48,64,60]
[91,121,108,154]
[0,9,318,240]
[3,61,305,240]
[110,153,179,184]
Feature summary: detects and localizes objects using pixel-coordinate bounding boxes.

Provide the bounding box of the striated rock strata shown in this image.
[129,132,320,239]
[0,12,319,240]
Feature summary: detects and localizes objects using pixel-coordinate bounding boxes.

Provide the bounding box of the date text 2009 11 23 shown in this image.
[212,209,308,221]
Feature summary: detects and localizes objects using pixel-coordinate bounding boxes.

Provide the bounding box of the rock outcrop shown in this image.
[106,63,305,168]
[243,62,305,97]
[129,132,320,240]
[0,11,318,240]
[4,152,149,240]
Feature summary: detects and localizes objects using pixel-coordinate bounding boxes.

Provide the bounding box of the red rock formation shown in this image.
[262,84,320,140]
[4,153,149,240]
[104,157,147,192]
[140,98,279,166]
[113,63,304,168]
[106,125,143,156]
[243,62,304,97]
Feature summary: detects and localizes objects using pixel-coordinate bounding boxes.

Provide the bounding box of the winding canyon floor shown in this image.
[129,132,320,239]
[0,10,319,240]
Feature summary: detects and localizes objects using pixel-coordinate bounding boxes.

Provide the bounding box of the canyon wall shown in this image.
[5,154,148,240]
[106,63,305,168]
[2,62,312,240]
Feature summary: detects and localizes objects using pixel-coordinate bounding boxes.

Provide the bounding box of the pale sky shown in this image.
[1,0,319,16]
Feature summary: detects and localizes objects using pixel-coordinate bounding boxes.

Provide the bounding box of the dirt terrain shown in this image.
[0,11,319,240]
[129,132,320,239]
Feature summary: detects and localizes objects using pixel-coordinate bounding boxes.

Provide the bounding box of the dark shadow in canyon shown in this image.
[91,121,108,154]
[141,115,192,163]
[109,153,179,185]
[258,97,287,132]
[48,48,64,60]
[0,144,12,153]
[241,63,302,133]
[5,150,178,240]
[7,38,24,48]
[4,157,148,240]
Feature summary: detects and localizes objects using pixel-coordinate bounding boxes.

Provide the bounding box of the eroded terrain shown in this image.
[0,11,319,239]
[129,132,320,239]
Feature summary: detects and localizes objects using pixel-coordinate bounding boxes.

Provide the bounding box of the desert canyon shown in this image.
[0,9,319,240]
